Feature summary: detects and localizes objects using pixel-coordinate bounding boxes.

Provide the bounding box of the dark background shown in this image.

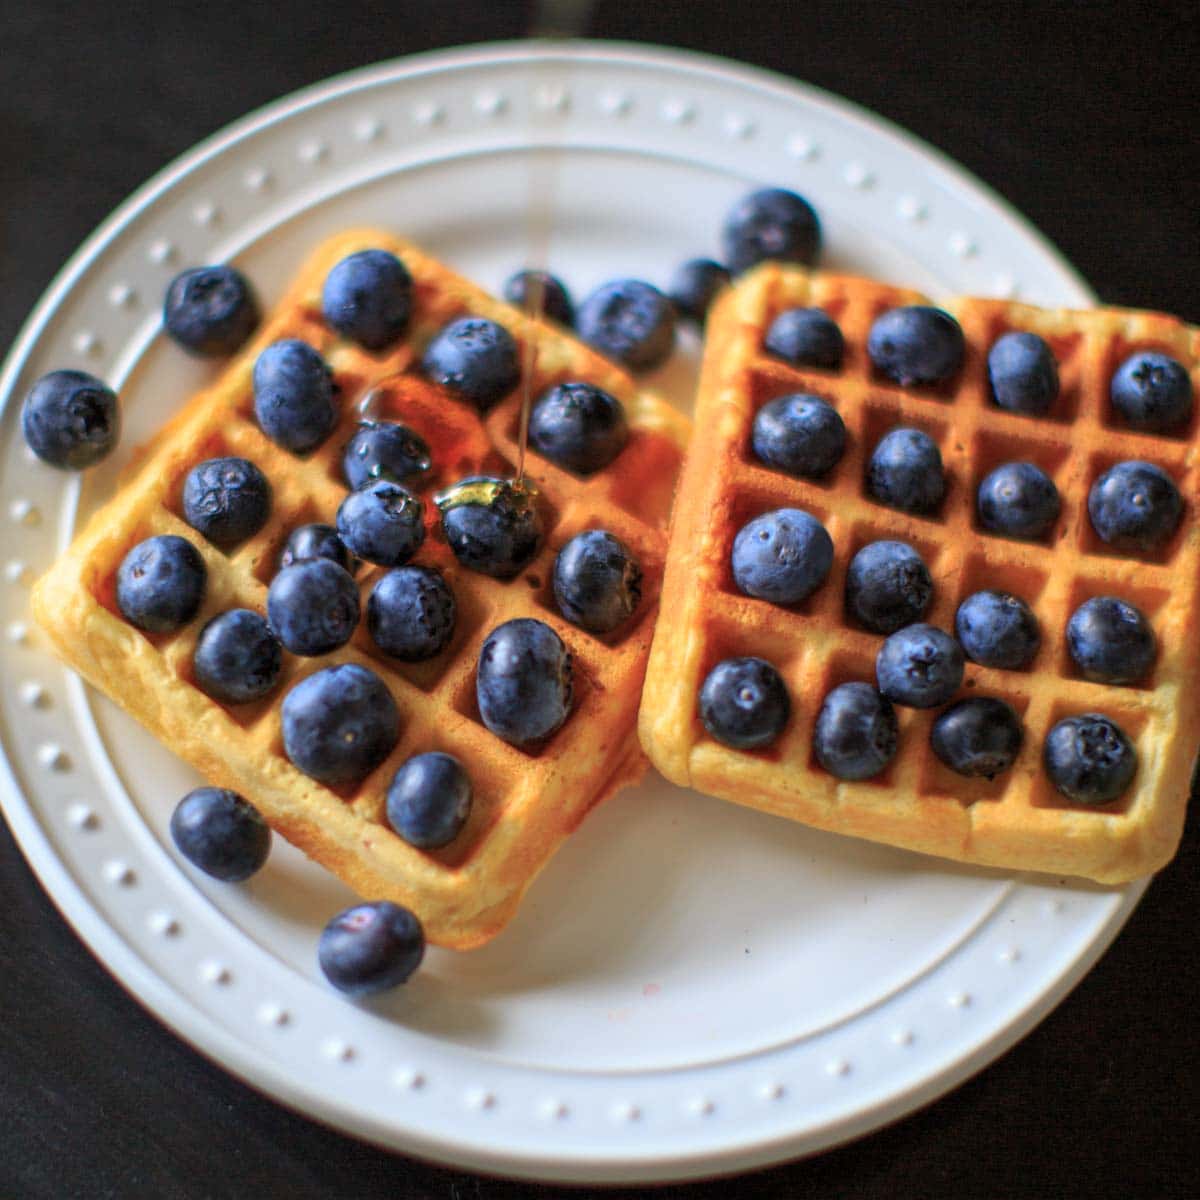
[2,2,1198,1197]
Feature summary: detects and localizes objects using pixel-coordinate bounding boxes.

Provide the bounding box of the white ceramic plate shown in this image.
[0,41,1142,1184]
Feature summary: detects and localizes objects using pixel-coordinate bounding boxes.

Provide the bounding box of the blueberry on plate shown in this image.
[22,369,120,469]
[1110,351,1193,433]
[386,752,472,849]
[420,316,520,411]
[876,623,964,709]
[336,480,425,567]
[267,558,360,656]
[955,590,1040,670]
[281,663,399,785]
[367,565,456,661]
[436,477,543,579]
[252,339,337,454]
[116,534,206,633]
[342,420,431,490]
[503,269,575,327]
[721,187,821,275]
[930,697,1023,779]
[1043,713,1137,805]
[1087,460,1182,554]
[278,523,355,574]
[163,264,259,357]
[553,529,642,634]
[181,456,271,547]
[1066,595,1156,684]
[731,508,833,606]
[813,682,898,781]
[169,787,271,882]
[762,307,844,370]
[844,540,933,635]
[576,279,676,370]
[867,306,965,387]
[751,393,846,479]
[987,331,1059,415]
[667,258,730,323]
[476,618,573,747]
[866,427,946,515]
[318,901,424,995]
[698,656,790,750]
[976,461,1060,541]
[321,248,412,351]
[193,609,282,704]
[528,381,629,475]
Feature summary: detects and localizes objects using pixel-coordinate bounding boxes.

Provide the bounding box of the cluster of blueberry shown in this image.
[91,241,659,993]
[696,299,1186,806]
[499,186,821,370]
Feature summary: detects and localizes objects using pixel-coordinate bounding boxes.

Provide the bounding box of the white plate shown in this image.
[0,41,1141,1184]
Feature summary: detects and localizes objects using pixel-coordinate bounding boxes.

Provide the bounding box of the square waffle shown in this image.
[640,263,1198,882]
[33,230,688,948]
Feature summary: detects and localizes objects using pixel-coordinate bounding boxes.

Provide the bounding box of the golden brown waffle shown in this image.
[33,230,688,948]
[640,263,1199,883]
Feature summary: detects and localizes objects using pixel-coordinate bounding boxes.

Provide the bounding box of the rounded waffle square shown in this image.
[640,263,1198,883]
[32,230,688,948]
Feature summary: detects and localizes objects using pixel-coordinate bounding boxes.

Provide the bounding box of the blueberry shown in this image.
[721,187,821,275]
[751,393,846,479]
[866,427,946,515]
[576,279,676,371]
[342,420,431,490]
[181,456,271,547]
[116,534,206,633]
[279,523,355,574]
[731,508,833,606]
[552,530,642,634]
[321,249,412,351]
[420,317,520,411]
[844,540,933,634]
[169,787,271,882]
[987,331,1059,415]
[1043,714,1137,805]
[367,566,456,661]
[976,461,1060,541]
[252,339,337,454]
[812,682,898,781]
[1110,351,1193,433]
[763,308,844,369]
[477,618,573,746]
[876,624,964,709]
[1087,460,1182,553]
[867,306,965,387]
[21,369,119,469]
[336,480,425,567]
[955,590,1040,670]
[318,901,424,995]
[930,698,1023,779]
[503,269,575,326]
[667,258,730,323]
[436,477,543,579]
[193,609,282,704]
[1066,595,1156,684]
[698,657,790,750]
[281,663,399,785]
[267,558,360,656]
[528,381,629,475]
[385,752,471,849]
[163,265,259,357]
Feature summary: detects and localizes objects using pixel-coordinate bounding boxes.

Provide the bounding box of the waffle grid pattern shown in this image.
[640,264,1199,881]
[34,231,687,947]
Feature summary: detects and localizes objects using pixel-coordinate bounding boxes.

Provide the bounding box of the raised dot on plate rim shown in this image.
[354,116,384,142]
[148,239,176,264]
[949,991,972,1008]
[258,1003,290,1026]
[193,201,219,227]
[201,961,231,985]
[661,98,695,124]
[759,1081,785,1101]
[599,90,632,115]
[108,282,136,308]
[949,231,978,257]
[844,162,874,188]
[298,140,328,164]
[37,742,68,770]
[474,91,506,116]
[826,1058,852,1077]
[688,1096,716,1117]
[72,331,100,356]
[148,911,180,936]
[999,945,1021,963]
[892,1028,915,1046]
[10,498,39,526]
[897,194,927,221]
[6,559,31,584]
[466,1088,496,1110]
[104,860,135,886]
[19,680,48,708]
[412,102,444,127]
[323,1038,354,1061]
[539,1098,569,1120]
[723,113,755,139]
[393,1067,425,1090]
[67,803,98,830]
[535,85,569,112]
[243,166,271,192]
[786,134,819,160]
[612,1101,641,1122]
[7,621,30,644]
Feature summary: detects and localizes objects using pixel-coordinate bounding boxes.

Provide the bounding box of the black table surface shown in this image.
[2,2,1198,1197]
